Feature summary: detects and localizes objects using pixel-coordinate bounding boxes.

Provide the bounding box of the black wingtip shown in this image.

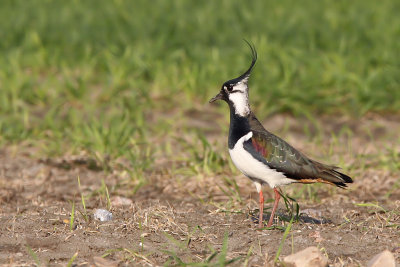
[333,170,353,183]
[332,170,353,189]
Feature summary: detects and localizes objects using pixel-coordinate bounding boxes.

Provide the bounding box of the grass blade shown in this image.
[274,215,294,263]
[26,245,41,266]
[70,201,75,231]
[77,175,88,222]
[67,252,78,267]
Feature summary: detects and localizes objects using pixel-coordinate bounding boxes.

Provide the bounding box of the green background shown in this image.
[1,0,399,165]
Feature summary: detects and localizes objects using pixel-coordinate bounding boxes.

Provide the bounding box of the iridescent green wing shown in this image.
[246,130,352,186]
[246,130,319,180]
[245,112,352,186]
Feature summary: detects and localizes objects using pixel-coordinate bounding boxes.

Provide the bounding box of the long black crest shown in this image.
[242,39,257,77]
[229,40,258,84]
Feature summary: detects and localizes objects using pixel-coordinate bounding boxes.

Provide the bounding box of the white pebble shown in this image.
[94,209,113,221]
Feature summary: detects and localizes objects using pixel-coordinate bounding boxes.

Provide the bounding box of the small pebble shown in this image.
[140,232,150,238]
[301,208,322,218]
[283,246,328,267]
[93,256,119,267]
[111,196,133,206]
[367,250,396,267]
[94,209,113,222]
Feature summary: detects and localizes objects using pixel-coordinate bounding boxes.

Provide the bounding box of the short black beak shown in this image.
[209,92,223,103]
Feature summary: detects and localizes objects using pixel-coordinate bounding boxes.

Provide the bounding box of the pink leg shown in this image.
[258,190,264,228]
[267,188,281,227]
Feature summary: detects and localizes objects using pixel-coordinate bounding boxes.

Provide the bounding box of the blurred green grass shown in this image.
[0,0,399,169]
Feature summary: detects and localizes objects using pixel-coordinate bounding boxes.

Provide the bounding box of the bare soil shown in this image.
[0,114,399,266]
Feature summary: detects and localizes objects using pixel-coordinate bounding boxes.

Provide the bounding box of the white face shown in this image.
[224,81,250,116]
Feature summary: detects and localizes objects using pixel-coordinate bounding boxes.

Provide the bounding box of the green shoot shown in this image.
[26,245,41,266]
[77,175,89,222]
[67,252,78,267]
[217,232,229,266]
[243,245,253,267]
[101,179,112,210]
[279,190,300,222]
[162,232,241,266]
[70,201,75,231]
[274,215,295,263]
[355,203,387,213]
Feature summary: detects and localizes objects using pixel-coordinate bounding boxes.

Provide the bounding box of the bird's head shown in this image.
[209,41,257,117]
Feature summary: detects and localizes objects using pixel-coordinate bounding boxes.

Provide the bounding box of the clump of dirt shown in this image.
[0,115,399,266]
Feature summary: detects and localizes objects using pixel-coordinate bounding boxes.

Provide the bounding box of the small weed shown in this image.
[274,215,295,263]
[355,202,387,213]
[175,133,227,176]
[386,224,400,229]
[100,179,112,210]
[279,190,300,223]
[26,245,41,266]
[125,143,153,194]
[77,176,89,222]
[163,232,188,250]
[384,177,400,198]
[66,252,78,267]
[216,177,243,205]
[138,220,144,252]
[102,248,153,265]
[242,245,254,267]
[291,184,320,202]
[163,232,241,266]
[69,200,76,231]
[122,248,154,265]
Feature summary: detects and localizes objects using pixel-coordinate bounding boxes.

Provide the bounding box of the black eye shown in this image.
[227,85,233,92]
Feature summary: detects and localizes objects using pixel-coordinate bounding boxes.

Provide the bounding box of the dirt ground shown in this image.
[1,114,400,266]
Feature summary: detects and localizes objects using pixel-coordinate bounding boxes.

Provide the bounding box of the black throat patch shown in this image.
[228,104,251,149]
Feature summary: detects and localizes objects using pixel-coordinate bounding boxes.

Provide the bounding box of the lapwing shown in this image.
[209,42,353,228]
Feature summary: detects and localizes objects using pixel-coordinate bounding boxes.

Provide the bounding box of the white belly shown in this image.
[229,132,294,188]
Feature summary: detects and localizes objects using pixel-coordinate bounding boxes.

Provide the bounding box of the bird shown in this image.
[209,42,353,228]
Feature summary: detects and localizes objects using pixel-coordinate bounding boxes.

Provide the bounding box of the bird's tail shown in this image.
[313,161,353,188]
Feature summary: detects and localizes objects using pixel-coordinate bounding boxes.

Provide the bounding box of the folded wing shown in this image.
[243,124,352,188]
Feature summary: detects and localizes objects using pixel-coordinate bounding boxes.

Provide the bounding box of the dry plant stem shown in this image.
[259,191,264,228]
[267,188,281,227]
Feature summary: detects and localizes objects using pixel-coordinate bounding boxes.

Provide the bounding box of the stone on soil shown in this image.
[93,256,119,267]
[111,196,133,206]
[282,246,328,267]
[94,209,113,222]
[367,250,396,267]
